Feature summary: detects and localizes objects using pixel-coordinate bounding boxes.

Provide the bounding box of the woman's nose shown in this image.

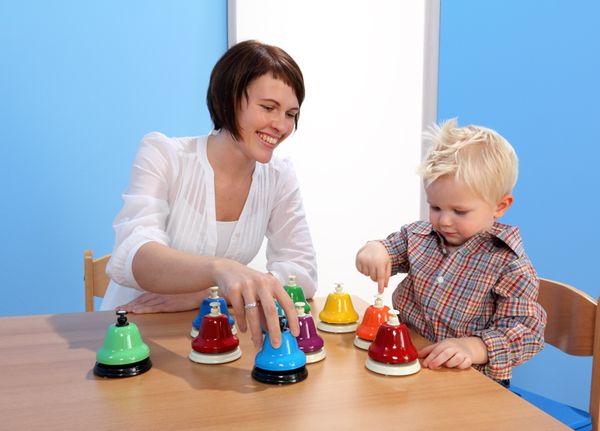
[271,112,291,133]
[271,115,284,132]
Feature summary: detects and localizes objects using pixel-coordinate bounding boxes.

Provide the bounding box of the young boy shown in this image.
[356,119,546,382]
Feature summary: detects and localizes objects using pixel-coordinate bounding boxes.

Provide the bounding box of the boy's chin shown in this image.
[443,237,466,247]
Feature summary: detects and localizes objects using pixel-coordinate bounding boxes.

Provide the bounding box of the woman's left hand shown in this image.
[116,291,207,314]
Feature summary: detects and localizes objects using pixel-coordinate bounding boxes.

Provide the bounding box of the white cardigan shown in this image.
[101,132,318,310]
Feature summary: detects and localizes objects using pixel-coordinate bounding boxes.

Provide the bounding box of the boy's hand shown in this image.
[418,337,488,369]
[355,241,391,293]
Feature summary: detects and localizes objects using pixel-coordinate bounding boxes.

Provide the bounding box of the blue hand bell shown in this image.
[252,316,308,385]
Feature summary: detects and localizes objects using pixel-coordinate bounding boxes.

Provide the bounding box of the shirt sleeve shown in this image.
[473,259,547,381]
[381,225,411,275]
[106,132,175,289]
[265,159,318,298]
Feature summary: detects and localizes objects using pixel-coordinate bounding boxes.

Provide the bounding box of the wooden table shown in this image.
[0,298,568,430]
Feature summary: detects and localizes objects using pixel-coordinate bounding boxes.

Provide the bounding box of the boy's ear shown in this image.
[494,193,514,219]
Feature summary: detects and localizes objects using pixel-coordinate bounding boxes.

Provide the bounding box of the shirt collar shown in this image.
[410,221,524,257]
[489,222,525,256]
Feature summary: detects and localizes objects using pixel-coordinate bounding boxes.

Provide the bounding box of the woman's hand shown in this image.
[355,241,391,293]
[212,258,299,350]
[116,291,207,314]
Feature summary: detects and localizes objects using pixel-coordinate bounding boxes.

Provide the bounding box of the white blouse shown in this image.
[100,132,318,310]
[215,221,237,257]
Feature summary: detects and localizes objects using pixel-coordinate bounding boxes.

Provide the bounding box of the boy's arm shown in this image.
[355,241,391,293]
[473,262,547,381]
[356,226,410,293]
[380,227,411,275]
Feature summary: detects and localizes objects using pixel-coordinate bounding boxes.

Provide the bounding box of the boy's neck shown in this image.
[445,243,460,253]
[440,225,498,253]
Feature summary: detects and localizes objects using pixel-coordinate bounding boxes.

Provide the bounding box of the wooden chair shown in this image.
[511,277,599,431]
[84,250,111,312]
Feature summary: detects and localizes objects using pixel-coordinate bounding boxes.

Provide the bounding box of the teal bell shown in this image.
[252,316,307,385]
[94,311,152,378]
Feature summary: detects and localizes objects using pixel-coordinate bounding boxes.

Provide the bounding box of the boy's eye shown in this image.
[430,206,440,212]
[454,209,467,216]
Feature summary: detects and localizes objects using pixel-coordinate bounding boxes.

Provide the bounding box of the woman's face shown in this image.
[235,74,299,164]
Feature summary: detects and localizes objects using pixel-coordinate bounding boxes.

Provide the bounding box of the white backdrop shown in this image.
[230,0,439,305]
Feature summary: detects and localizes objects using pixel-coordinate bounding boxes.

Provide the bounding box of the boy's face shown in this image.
[426,175,512,247]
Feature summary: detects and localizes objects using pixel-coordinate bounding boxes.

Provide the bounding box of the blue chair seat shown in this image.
[510,385,591,431]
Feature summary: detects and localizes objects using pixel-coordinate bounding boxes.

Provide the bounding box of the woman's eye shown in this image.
[261,105,274,111]
[286,112,297,119]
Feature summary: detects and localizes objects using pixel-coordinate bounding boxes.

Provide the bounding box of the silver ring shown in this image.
[244,302,258,310]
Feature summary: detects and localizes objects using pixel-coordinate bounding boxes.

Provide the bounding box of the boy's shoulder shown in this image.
[403,220,434,235]
[489,222,526,258]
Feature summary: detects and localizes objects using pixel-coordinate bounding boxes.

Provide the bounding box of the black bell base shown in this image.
[251,365,308,385]
[94,357,152,378]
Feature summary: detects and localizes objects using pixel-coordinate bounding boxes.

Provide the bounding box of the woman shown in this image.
[101,40,317,348]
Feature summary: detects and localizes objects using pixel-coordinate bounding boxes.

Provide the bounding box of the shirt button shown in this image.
[436,276,444,284]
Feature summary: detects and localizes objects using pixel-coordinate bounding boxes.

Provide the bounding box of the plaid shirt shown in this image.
[381,220,546,381]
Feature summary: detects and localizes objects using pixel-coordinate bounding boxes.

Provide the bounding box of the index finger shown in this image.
[275,288,299,336]
[257,291,283,349]
[377,263,390,294]
[377,273,386,294]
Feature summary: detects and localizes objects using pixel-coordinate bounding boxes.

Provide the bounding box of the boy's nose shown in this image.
[439,212,452,226]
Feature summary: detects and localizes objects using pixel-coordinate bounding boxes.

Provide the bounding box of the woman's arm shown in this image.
[265,159,318,298]
[133,241,299,348]
[108,134,297,347]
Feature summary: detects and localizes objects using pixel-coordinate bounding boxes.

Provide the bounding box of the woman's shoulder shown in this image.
[255,157,299,195]
[139,131,203,155]
[268,155,294,173]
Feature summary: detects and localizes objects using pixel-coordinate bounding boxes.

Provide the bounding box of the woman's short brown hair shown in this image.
[207,40,305,140]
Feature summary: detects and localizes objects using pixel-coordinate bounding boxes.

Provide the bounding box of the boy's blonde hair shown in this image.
[418,118,518,203]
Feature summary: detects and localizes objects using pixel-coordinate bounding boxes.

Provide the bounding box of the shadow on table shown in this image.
[47,312,270,394]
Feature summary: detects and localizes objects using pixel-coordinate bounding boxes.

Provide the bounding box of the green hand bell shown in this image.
[284,275,310,314]
[94,310,152,378]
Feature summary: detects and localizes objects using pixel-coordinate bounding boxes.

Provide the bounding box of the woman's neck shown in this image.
[207,130,255,179]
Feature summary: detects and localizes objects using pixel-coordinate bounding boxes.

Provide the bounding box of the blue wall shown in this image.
[438,0,599,412]
[2,0,595,414]
[0,1,227,315]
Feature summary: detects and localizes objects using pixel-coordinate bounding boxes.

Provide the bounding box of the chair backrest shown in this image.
[537,277,600,430]
[84,250,111,312]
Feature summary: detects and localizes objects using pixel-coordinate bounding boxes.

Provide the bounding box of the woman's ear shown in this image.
[494,193,514,219]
